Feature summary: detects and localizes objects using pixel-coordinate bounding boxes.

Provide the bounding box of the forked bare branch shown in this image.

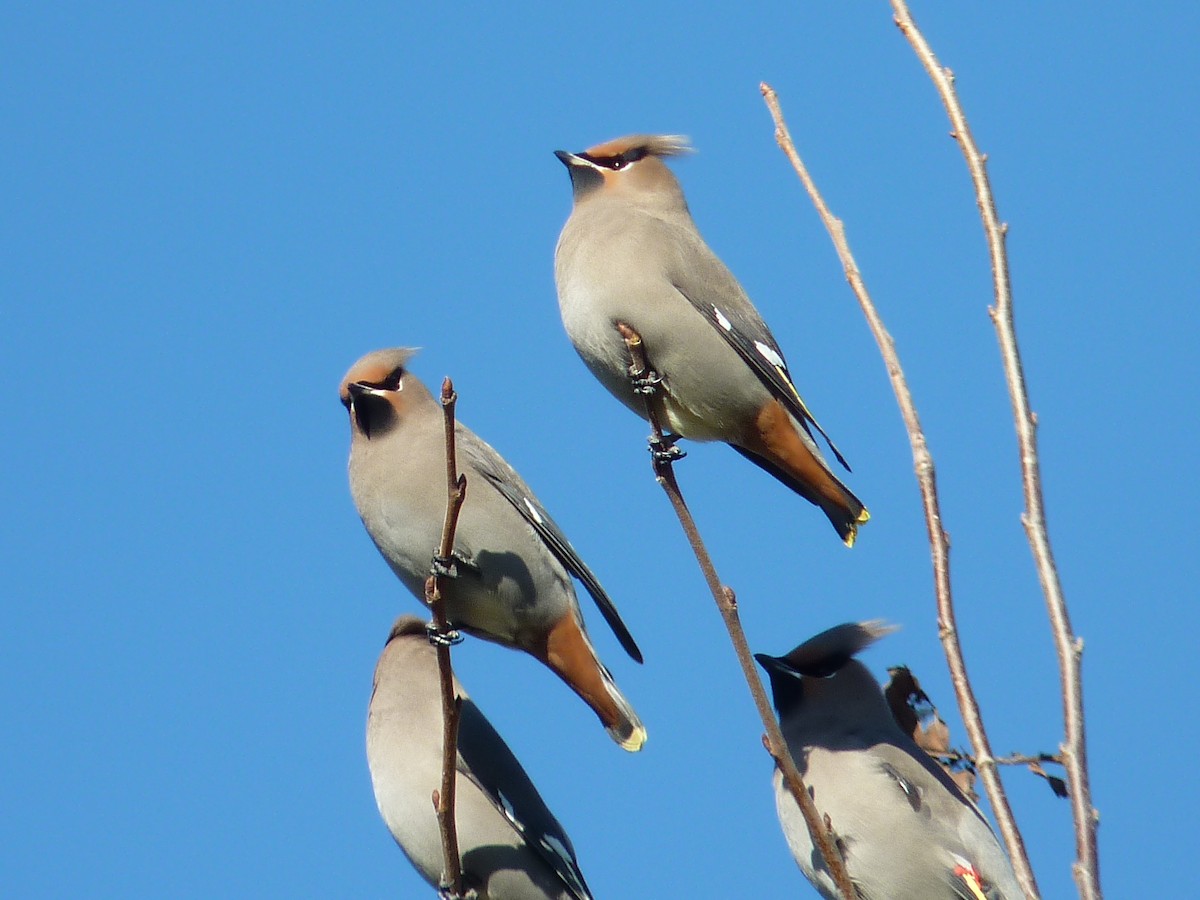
[760,81,1039,898]
[886,4,1101,897]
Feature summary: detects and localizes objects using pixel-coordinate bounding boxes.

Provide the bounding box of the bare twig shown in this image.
[929,749,1063,769]
[615,322,855,900]
[423,377,469,899]
[759,81,1040,899]
[887,5,1100,898]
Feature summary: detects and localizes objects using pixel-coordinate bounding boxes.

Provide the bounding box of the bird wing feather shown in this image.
[666,233,853,471]
[456,698,595,900]
[458,429,643,664]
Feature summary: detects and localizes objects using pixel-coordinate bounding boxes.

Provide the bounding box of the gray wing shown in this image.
[668,232,852,471]
[875,744,1022,900]
[457,698,594,900]
[458,427,643,664]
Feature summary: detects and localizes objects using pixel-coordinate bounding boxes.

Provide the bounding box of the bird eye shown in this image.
[610,157,627,170]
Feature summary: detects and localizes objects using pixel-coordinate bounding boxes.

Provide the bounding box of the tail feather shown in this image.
[737,399,868,546]
[732,445,867,546]
[538,612,646,752]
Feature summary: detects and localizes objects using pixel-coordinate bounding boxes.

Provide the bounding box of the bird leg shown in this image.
[425,620,464,648]
[648,432,686,464]
[429,550,479,580]
[430,554,458,578]
[630,367,664,395]
[615,320,688,465]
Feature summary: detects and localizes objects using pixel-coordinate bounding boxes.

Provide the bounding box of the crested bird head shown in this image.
[555,133,693,211]
[339,347,426,441]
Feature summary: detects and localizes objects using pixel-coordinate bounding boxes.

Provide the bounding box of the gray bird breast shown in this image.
[555,203,773,441]
[351,421,572,649]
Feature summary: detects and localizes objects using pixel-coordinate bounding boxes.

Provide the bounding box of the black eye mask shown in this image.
[578,146,649,170]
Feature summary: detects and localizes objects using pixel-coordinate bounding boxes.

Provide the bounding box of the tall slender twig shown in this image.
[423,377,469,899]
[615,322,856,900]
[759,83,1040,899]
[887,5,1101,898]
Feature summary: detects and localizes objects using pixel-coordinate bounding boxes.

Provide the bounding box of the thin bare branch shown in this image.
[759,81,1040,899]
[423,377,469,899]
[929,749,1064,769]
[615,322,856,900]
[887,4,1101,897]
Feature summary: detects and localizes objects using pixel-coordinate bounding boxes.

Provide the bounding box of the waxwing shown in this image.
[341,348,645,751]
[368,615,595,899]
[554,134,868,546]
[755,623,1022,899]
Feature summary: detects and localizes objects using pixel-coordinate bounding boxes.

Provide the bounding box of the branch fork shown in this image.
[886,4,1100,896]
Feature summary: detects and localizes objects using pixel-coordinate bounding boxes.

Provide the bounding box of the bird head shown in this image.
[339,347,426,440]
[385,614,430,646]
[555,134,693,210]
[755,620,898,721]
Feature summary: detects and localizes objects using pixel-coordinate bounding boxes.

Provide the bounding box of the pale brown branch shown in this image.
[887,4,1101,898]
[615,322,856,900]
[760,81,1039,899]
[929,749,1064,769]
[423,377,469,899]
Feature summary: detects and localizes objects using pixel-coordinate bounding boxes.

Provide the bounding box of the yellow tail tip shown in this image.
[841,506,871,546]
[617,725,647,753]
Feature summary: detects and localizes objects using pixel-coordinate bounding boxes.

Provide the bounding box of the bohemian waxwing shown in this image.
[755,623,1023,899]
[554,134,868,546]
[368,615,595,899]
[341,348,645,751]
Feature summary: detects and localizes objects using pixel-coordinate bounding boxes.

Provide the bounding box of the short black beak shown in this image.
[345,382,392,440]
[554,149,577,167]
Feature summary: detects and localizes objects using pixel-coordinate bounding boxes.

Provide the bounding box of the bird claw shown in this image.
[430,554,459,578]
[425,621,464,647]
[630,368,664,395]
[648,434,686,463]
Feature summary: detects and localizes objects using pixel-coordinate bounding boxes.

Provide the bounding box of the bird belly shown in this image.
[557,278,767,442]
[354,475,565,650]
[778,747,967,900]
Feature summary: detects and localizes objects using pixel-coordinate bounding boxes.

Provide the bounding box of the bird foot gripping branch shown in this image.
[648,435,686,464]
[436,883,477,900]
[630,367,664,396]
[425,556,466,646]
[614,322,687,466]
[424,620,464,648]
[430,553,461,579]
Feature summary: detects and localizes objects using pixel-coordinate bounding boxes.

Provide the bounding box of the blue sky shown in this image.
[4,3,1196,897]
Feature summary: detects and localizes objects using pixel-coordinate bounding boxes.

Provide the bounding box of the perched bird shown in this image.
[554,134,868,546]
[341,347,645,751]
[368,615,595,899]
[755,623,1023,900]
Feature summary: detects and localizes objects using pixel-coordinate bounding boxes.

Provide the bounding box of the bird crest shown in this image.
[582,134,693,161]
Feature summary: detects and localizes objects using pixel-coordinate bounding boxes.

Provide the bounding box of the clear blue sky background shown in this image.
[4,4,1195,897]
